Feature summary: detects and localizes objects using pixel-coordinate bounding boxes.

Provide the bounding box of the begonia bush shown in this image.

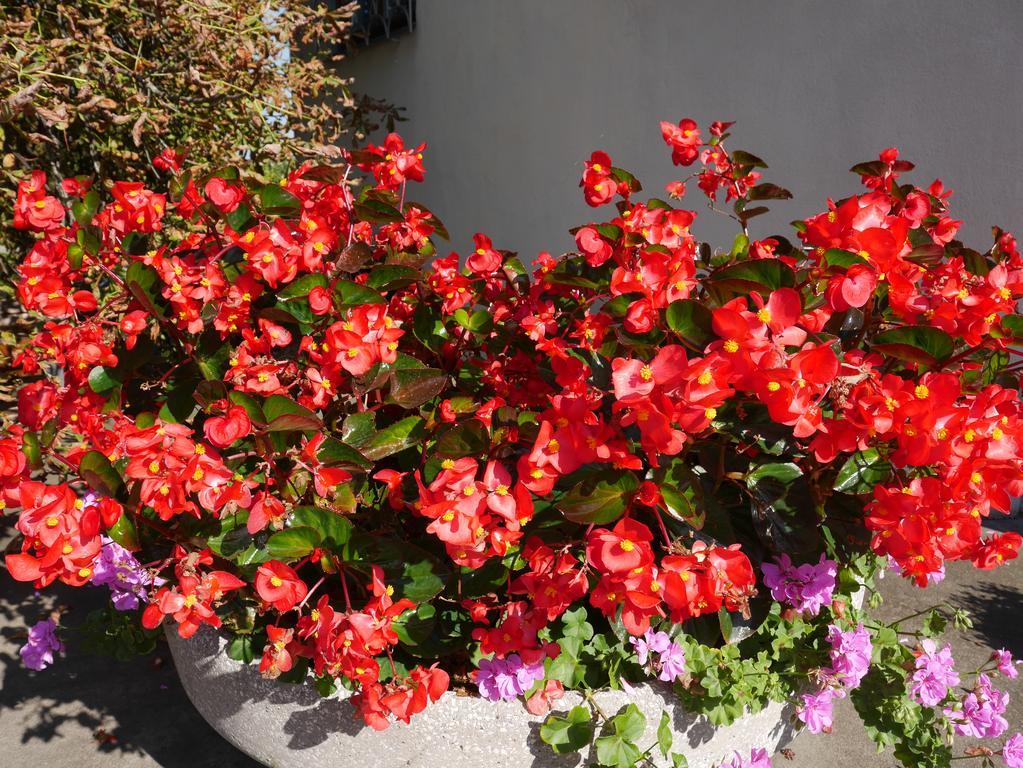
[3,120,1023,768]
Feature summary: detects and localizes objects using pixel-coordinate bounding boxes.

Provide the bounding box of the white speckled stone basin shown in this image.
[166,625,797,768]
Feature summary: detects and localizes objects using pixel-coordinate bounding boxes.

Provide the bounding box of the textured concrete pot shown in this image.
[166,625,797,768]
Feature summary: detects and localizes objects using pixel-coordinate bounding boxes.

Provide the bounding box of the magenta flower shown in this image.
[475,654,545,702]
[827,623,872,690]
[796,688,835,734]
[20,618,64,671]
[761,554,836,616]
[1003,732,1023,768]
[718,746,772,768]
[945,674,1009,739]
[909,640,959,707]
[994,649,1019,680]
[631,629,687,683]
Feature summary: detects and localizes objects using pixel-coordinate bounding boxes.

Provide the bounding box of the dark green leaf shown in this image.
[434,420,489,458]
[290,506,352,550]
[263,395,323,431]
[366,265,421,291]
[79,450,123,497]
[665,299,714,348]
[708,259,796,295]
[331,279,387,309]
[279,273,328,299]
[834,449,891,494]
[873,326,954,367]
[257,184,301,216]
[390,367,447,409]
[556,470,640,525]
[267,526,320,559]
[361,416,425,461]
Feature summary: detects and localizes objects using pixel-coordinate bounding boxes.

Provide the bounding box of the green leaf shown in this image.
[267,526,320,559]
[257,184,301,215]
[88,366,120,394]
[747,183,792,201]
[354,198,403,224]
[659,482,705,529]
[106,512,139,551]
[824,248,869,269]
[228,391,265,425]
[366,265,421,291]
[595,732,642,768]
[665,299,714,348]
[71,189,101,226]
[361,416,426,461]
[747,462,803,486]
[263,395,323,431]
[79,450,123,497]
[392,602,437,647]
[452,308,494,335]
[873,326,954,367]
[708,259,796,295]
[834,449,891,494]
[540,706,594,755]
[226,635,257,664]
[556,470,640,525]
[315,436,371,470]
[657,711,673,758]
[355,536,448,603]
[434,420,489,458]
[731,150,768,169]
[341,412,376,447]
[279,273,328,299]
[1002,315,1023,339]
[331,279,387,309]
[390,367,447,409]
[290,506,352,551]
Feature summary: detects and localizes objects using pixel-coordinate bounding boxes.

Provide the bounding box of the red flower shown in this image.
[255,560,308,612]
[586,518,654,575]
[203,405,252,448]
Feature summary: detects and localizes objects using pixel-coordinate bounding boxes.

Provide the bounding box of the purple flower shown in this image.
[945,674,1009,739]
[475,654,545,702]
[630,629,670,666]
[718,746,772,768]
[909,640,959,707]
[631,629,687,683]
[827,623,872,690]
[994,649,1019,680]
[796,688,835,734]
[761,554,836,616]
[91,536,155,611]
[1003,732,1023,768]
[20,618,64,671]
[657,641,687,683]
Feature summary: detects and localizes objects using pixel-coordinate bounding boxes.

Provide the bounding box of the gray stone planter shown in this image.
[166,625,798,768]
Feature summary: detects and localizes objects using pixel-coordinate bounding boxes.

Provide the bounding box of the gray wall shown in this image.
[344,0,1023,260]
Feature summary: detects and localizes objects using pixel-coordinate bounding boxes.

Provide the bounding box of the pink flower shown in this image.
[909,640,959,707]
[797,688,835,734]
[475,654,545,702]
[827,623,872,690]
[630,629,687,682]
[994,649,1019,679]
[1003,732,1023,768]
[718,746,772,768]
[945,674,1009,739]
[761,554,837,616]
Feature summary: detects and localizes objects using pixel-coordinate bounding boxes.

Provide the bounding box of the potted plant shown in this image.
[4,121,1022,768]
